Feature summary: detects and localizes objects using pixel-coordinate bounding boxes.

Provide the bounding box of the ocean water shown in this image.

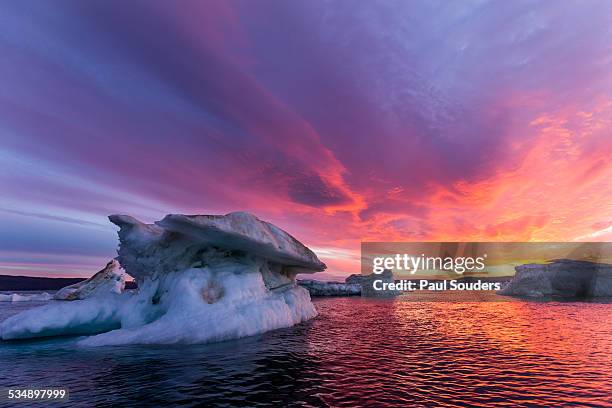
[1,296,611,407]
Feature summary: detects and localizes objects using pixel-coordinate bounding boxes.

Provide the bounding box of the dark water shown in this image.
[1,297,611,407]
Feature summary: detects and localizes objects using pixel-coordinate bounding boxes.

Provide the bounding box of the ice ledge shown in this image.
[156,212,326,271]
[110,212,325,282]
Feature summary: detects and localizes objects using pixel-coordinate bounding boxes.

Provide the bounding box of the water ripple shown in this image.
[1,297,611,407]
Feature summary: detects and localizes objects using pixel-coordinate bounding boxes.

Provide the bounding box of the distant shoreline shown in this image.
[0,275,137,291]
[1,273,512,293]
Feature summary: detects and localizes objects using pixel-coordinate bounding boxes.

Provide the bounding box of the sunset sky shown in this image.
[1,1,611,279]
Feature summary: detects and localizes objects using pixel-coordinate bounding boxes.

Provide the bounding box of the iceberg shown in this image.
[53,260,125,300]
[298,279,361,296]
[357,270,400,297]
[297,271,402,297]
[0,292,52,302]
[499,259,612,298]
[1,212,324,345]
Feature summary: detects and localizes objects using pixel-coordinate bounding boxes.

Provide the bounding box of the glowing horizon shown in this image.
[1,1,611,279]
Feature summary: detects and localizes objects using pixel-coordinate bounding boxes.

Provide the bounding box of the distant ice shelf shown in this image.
[298,279,361,296]
[499,259,612,298]
[0,292,52,302]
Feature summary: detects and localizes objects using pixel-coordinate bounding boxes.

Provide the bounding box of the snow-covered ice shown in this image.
[53,260,124,300]
[1,212,324,345]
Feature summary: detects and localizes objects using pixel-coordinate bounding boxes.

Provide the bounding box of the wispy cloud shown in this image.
[1,0,611,277]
